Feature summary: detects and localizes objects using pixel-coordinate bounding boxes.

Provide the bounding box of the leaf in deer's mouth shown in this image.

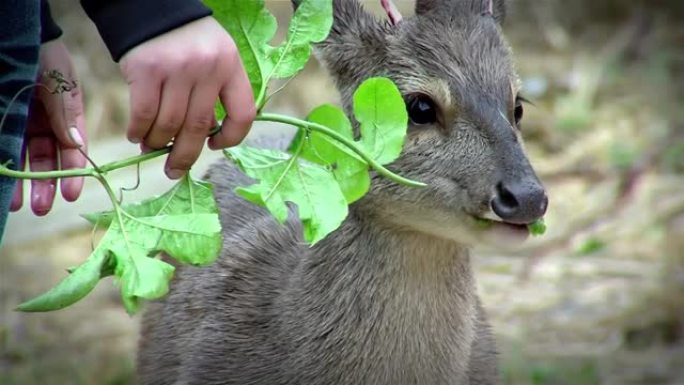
[473,217,495,230]
[527,218,546,236]
[473,217,528,232]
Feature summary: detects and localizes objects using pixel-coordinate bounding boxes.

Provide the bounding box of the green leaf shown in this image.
[266,0,333,79]
[225,145,347,244]
[354,77,409,165]
[215,101,227,122]
[122,214,222,266]
[528,218,547,236]
[22,175,222,314]
[206,0,332,109]
[100,210,219,314]
[83,175,218,227]
[204,0,277,98]
[16,236,113,312]
[290,105,370,203]
[284,77,408,206]
[112,241,175,314]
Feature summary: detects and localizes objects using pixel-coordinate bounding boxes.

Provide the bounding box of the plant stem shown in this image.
[257,113,426,188]
[0,164,97,179]
[0,148,171,180]
[0,113,426,188]
[98,148,170,173]
[95,173,134,256]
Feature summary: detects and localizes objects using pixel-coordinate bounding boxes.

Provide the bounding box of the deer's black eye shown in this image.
[514,97,524,126]
[406,95,437,125]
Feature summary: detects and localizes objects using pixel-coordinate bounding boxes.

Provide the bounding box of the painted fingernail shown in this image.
[68,126,84,147]
[166,168,185,180]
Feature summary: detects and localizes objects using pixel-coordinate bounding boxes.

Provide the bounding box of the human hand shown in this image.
[10,39,87,216]
[120,16,256,180]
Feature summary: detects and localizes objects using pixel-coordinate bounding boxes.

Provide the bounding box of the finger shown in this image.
[9,144,27,212]
[127,74,162,144]
[28,136,57,216]
[208,57,256,150]
[165,82,218,179]
[59,113,87,202]
[37,75,85,149]
[145,78,191,149]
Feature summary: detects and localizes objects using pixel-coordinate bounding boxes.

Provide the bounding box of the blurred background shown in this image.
[1,1,683,384]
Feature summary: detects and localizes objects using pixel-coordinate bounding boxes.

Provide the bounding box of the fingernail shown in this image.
[32,191,50,216]
[68,126,84,147]
[129,136,140,144]
[140,143,152,153]
[166,168,185,180]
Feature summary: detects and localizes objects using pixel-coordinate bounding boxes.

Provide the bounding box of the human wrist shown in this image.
[80,0,212,62]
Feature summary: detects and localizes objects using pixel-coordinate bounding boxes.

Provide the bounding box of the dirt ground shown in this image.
[2,1,684,384]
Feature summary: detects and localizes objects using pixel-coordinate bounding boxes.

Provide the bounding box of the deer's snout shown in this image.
[490,179,548,225]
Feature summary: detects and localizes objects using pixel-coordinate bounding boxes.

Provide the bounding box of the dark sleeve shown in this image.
[80,0,213,62]
[40,0,63,43]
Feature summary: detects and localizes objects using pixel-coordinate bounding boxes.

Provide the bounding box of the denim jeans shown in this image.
[0,0,40,244]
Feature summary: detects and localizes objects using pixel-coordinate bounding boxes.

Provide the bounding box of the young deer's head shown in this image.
[313,0,548,245]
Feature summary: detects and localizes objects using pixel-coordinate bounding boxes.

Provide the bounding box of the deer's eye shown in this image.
[406,95,437,125]
[514,97,524,126]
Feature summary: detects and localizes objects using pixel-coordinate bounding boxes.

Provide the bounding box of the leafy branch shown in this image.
[3,0,548,313]
[2,0,428,314]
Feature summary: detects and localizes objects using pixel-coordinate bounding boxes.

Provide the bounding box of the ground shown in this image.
[1,1,683,384]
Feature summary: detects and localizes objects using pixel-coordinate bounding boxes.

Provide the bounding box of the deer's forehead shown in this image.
[395,22,516,90]
[391,53,516,113]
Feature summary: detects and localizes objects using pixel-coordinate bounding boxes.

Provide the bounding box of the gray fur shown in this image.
[137,1,543,384]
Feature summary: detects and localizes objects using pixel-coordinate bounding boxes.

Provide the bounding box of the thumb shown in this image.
[37,80,86,149]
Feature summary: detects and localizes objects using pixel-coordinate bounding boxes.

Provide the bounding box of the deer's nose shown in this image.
[490,180,548,225]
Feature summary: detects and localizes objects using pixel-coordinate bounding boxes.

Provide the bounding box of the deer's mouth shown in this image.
[472,216,530,242]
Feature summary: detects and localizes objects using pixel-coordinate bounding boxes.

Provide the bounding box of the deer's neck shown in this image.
[281,209,478,383]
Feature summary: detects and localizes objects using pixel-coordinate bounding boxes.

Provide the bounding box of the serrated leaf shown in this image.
[123,214,222,266]
[290,104,370,203]
[83,175,218,227]
[100,211,219,314]
[204,0,276,98]
[207,0,331,115]
[112,242,175,314]
[354,77,409,165]
[267,0,333,79]
[225,145,347,244]
[22,175,222,314]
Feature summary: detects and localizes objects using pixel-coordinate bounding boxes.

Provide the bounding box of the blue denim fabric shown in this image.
[0,0,41,245]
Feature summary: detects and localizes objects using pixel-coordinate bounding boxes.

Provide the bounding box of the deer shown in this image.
[136,0,548,384]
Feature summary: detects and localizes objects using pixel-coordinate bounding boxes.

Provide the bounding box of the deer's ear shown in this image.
[326,0,383,43]
[415,0,506,24]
